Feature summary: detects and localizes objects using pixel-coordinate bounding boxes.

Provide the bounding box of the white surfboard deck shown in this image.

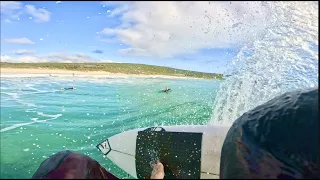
[97,125,230,179]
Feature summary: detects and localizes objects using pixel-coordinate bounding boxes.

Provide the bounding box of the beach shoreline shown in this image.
[0,68,204,79]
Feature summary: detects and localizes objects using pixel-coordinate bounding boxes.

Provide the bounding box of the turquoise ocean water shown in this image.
[0,77,219,178]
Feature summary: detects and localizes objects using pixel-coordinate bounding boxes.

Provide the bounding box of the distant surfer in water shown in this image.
[163,87,170,93]
[60,86,75,91]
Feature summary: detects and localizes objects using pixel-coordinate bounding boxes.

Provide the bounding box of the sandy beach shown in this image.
[0,68,200,79]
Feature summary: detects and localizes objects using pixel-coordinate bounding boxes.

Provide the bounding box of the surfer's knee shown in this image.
[220,88,319,178]
[32,150,118,179]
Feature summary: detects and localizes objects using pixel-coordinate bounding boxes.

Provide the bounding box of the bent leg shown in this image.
[32,150,118,179]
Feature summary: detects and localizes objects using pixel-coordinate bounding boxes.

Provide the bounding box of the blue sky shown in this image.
[0,1,268,73]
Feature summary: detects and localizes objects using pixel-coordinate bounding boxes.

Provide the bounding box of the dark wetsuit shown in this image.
[163,89,170,92]
[31,150,118,179]
[63,87,74,90]
[220,88,319,179]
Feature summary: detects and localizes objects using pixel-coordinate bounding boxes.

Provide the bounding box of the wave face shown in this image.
[210,1,318,125]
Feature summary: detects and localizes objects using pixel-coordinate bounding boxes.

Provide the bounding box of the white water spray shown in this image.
[210,2,318,125]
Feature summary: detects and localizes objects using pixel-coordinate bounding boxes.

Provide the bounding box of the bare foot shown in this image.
[151,161,165,179]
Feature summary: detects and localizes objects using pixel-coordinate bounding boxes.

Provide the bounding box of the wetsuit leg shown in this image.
[32,150,118,179]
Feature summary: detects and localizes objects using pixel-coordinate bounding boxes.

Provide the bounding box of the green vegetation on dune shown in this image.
[0,62,223,79]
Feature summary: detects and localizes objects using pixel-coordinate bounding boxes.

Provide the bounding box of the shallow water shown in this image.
[0,77,219,178]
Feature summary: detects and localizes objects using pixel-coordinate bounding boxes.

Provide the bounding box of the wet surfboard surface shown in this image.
[97,125,230,179]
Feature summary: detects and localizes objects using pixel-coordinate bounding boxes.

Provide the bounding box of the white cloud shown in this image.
[1,54,45,63]
[101,28,116,35]
[101,1,127,7]
[4,19,13,23]
[4,38,35,44]
[118,48,149,57]
[0,1,51,23]
[12,49,36,55]
[25,5,51,23]
[0,1,22,12]
[99,38,118,43]
[0,52,119,63]
[45,52,98,63]
[0,1,23,21]
[108,3,131,17]
[1,55,13,62]
[100,1,271,58]
[13,55,45,63]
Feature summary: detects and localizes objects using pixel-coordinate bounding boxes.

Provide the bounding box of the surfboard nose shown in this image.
[96,139,112,155]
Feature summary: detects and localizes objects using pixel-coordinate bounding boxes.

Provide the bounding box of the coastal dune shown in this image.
[0,63,223,79]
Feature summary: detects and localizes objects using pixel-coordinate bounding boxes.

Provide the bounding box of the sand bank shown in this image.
[0,68,201,79]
